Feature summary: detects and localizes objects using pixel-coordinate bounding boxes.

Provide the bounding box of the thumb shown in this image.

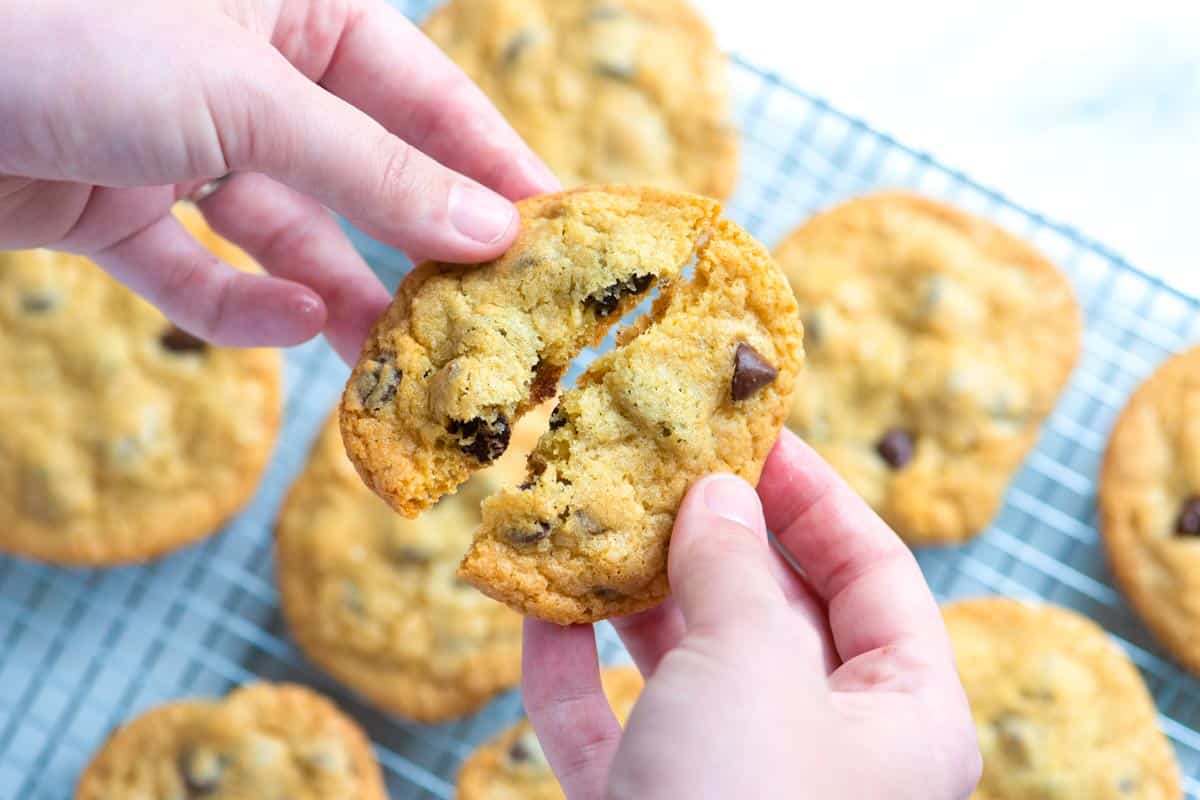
[668,473,788,639]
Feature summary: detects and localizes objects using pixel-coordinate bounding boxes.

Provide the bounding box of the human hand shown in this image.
[522,429,982,799]
[0,0,559,362]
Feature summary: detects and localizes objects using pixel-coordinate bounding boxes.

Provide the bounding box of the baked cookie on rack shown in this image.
[456,666,642,800]
[1100,346,1200,676]
[0,204,281,565]
[276,405,550,722]
[776,192,1080,545]
[75,682,387,800]
[944,597,1180,800]
[423,0,738,198]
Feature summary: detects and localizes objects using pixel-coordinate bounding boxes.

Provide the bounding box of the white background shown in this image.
[694,0,1200,295]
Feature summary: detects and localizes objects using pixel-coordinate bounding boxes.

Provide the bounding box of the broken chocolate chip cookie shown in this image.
[340,186,720,518]
[458,216,803,623]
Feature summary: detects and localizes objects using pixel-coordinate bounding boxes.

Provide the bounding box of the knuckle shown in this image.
[374,136,422,209]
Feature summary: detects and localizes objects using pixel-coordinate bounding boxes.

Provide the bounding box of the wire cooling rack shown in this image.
[3,2,1200,797]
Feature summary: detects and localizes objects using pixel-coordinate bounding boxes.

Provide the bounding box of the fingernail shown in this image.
[702,474,764,532]
[449,182,517,244]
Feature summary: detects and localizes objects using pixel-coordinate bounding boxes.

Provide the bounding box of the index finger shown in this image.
[756,430,950,667]
[310,0,561,200]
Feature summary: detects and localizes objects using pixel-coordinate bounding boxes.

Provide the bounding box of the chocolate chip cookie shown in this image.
[341,186,720,518]
[460,216,803,623]
[1100,346,1200,675]
[0,204,281,565]
[424,0,738,198]
[456,666,642,800]
[75,682,387,800]
[777,192,1081,545]
[276,405,550,723]
[945,598,1180,799]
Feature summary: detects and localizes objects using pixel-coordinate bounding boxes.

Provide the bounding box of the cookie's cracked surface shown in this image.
[777,192,1081,545]
[340,186,720,518]
[458,215,803,623]
[75,683,387,800]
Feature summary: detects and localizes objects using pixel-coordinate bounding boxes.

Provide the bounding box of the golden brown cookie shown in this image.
[276,405,550,722]
[340,186,720,518]
[0,204,282,565]
[75,682,387,800]
[456,666,643,800]
[1100,346,1200,675]
[461,217,802,623]
[424,0,738,198]
[945,598,1180,800]
[776,192,1080,545]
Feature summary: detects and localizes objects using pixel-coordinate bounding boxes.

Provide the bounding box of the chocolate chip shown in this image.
[875,428,914,470]
[507,731,547,767]
[803,311,823,347]
[502,29,539,66]
[341,581,366,616]
[389,545,431,567]
[594,587,625,600]
[595,60,636,81]
[178,747,226,795]
[355,355,401,411]
[573,510,606,536]
[1176,496,1200,535]
[584,273,654,317]
[448,415,511,463]
[160,325,207,353]
[530,358,559,403]
[1116,776,1139,795]
[586,4,626,21]
[549,405,568,430]
[730,342,778,401]
[20,291,59,314]
[20,466,62,524]
[518,480,535,491]
[302,740,349,774]
[991,713,1034,767]
[508,521,551,545]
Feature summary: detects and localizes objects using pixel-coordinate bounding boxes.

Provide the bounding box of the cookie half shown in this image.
[424,0,738,198]
[456,666,643,800]
[75,682,387,800]
[276,405,550,722]
[0,204,281,565]
[776,192,1081,545]
[1100,346,1200,676]
[341,186,719,517]
[461,217,803,623]
[944,598,1180,800]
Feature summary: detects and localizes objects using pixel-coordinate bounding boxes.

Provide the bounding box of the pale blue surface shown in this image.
[2,1,1198,797]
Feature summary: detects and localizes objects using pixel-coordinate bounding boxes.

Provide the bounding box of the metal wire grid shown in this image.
[2,1,1199,796]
